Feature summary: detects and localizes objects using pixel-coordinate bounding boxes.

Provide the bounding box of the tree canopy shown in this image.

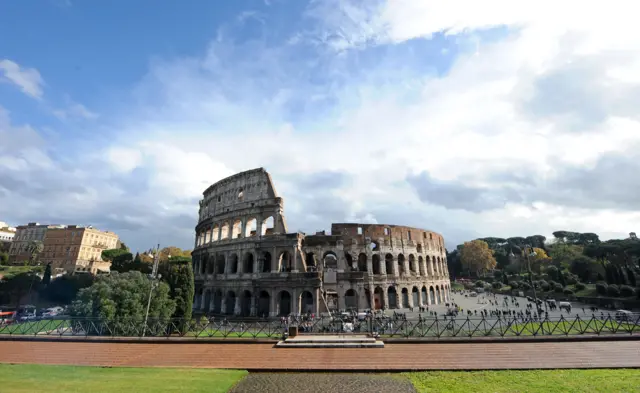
[460,240,497,276]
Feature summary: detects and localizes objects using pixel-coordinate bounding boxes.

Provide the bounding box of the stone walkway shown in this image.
[1,340,639,370]
[229,373,416,393]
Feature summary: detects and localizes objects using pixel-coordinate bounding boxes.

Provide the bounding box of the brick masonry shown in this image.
[1,340,639,370]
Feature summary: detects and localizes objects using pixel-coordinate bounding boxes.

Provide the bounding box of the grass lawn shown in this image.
[0,364,247,393]
[406,369,640,393]
[0,320,69,335]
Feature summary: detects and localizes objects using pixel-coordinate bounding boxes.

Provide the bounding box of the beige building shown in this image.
[41,225,119,274]
[0,222,16,253]
[8,223,61,264]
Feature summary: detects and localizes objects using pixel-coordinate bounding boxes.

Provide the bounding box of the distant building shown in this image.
[41,225,119,274]
[0,222,16,253]
[8,223,61,264]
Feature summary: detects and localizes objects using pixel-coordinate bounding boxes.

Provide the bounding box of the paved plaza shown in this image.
[229,373,417,393]
[391,291,600,321]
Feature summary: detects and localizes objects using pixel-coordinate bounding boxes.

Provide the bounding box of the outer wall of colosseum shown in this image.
[191,168,451,318]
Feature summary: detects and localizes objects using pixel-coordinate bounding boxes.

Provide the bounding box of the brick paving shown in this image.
[0,340,639,370]
[229,373,417,393]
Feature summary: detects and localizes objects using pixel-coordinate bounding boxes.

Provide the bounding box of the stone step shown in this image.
[275,340,385,348]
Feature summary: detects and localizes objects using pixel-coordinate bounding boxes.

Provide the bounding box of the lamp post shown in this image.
[142,244,162,337]
[518,244,548,316]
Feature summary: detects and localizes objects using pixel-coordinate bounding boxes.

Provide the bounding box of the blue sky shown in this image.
[1,0,638,252]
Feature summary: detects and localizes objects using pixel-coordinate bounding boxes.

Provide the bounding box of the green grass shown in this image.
[406,369,640,393]
[0,265,43,279]
[451,282,465,291]
[190,328,276,338]
[0,364,247,393]
[0,320,69,335]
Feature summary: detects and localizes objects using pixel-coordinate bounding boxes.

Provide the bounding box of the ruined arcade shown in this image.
[191,168,451,317]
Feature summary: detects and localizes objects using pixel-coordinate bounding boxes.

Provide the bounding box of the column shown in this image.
[403,258,410,276]
[209,292,215,311]
[292,246,298,273]
[380,257,387,275]
[271,247,278,273]
[270,290,277,317]
[250,295,256,317]
[393,257,399,276]
[200,291,206,311]
[427,290,432,306]
[383,288,389,310]
[367,255,373,274]
[292,288,299,315]
[408,290,414,309]
[221,296,227,314]
[234,296,241,315]
[420,258,427,277]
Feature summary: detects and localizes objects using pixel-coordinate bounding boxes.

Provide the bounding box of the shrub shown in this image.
[539,280,550,291]
[575,282,586,291]
[563,288,574,295]
[554,283,564,293]
[475,280,485,288]
[620,285,635,297]
[547,280,557,288]
[607,284,620,297]
[510,281,520,289]
[566,274,578,285]
[492,282,503,290]
[596,281,608,296]
[521,282,531,290]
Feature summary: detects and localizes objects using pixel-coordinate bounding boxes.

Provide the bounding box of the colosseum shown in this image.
[191,168,451,317]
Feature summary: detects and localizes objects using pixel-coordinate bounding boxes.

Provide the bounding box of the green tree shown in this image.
[70,271,176,335]
[558,270,567,287]
[626,267,637,287]
[569,255,598,282]
[42,263,52,286]
[0,251,8,265]
[0,272,41,306]
[160,257,194,333]
[43,274,95,304]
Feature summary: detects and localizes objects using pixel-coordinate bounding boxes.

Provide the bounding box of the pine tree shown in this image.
[133,252,142,264]
[626,267,637,287]
[558,270,566,287]
[161,257,194,333]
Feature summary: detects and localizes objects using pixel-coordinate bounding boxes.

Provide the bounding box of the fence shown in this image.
[1,314,638,340]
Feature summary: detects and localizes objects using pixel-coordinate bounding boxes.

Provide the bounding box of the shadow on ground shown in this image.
[229,372,416,393]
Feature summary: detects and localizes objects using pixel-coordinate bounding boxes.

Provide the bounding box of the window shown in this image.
[238,188,244,200]
[357,227,363,235]
[407,231,412,240]
[384,228,390,235]
[218,196,221,202]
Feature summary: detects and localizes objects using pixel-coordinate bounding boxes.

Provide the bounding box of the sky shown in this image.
[1,0,639,252]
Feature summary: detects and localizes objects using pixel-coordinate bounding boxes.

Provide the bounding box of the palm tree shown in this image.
[26,240,44,266]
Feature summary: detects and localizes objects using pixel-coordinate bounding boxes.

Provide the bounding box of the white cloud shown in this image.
[2,1,639,250]
[52,102,99,120]
[0,59,44,99]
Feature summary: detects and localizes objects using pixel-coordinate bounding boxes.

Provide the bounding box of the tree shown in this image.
[626,267,637,287]
[26,240,44,265]
[446,249,463,279]
[42,263,52,286]
[558,270,567,287]
[460,240,497,277]
[70,271,176,335]
[42,274,95,304]
[0,272,41,306]
[0,251,8,265]
[160,257,194,332]
[570,256,598,282]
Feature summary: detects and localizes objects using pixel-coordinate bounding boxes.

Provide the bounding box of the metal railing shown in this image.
[1,314,638,340]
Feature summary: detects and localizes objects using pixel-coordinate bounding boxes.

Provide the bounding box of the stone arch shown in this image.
[421,285,428,306]
[418,256,424,276]
[225,291,236,315]
[244,217,257,237]
[397,254,406,275]
[204,289,211,311]
[212,224,219,242]
[426,255,432,276]
[412,286,419,307]
[279,251,292,272]
[220,222,230,240]
[364,288,372,309]
[429,286,436,305]
[300,291,314,314]
[278,290,292,316]
[257,290,270,317]
[374,286,384,310]
[344,288,358,310]
[229,254,239,274]
[216,254,225,274]
[401,287,409,308]
[372,254,381,274]
[241,290,252,317]
[262,251,272,272]
[409,254,417,274]
[385,253,394,275]
[231,219,242,239]
[305,252,316,269]
[436,285,441,304]
[323,251,338,268]
[261,216,274,236]
[344,252,353,269]
[243,252,255,274]
[213,289,223,313]
[387,286,398,309]
[205,255,214,274]
[357,253,367,272]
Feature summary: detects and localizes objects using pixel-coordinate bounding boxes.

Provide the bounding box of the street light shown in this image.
[142,244,162,337]
[519,244,548,317]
